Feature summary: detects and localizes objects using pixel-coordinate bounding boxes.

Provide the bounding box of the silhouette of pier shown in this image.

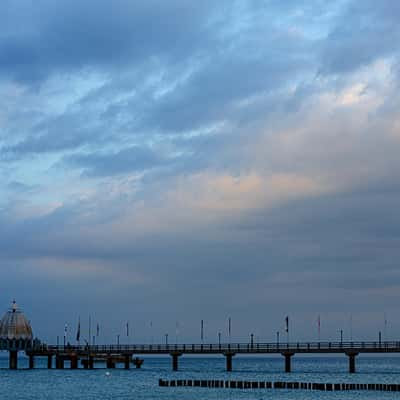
[1,302,399,372]
[5,340,398,372]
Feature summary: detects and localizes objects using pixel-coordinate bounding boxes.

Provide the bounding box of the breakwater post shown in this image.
[159,379,400,392]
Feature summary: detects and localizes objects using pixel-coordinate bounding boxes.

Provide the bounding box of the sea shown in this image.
[1,354,400,399]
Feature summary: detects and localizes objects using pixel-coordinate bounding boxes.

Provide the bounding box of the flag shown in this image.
[76,318,80,342]
[96,323,99,337]
[285,316,289,333]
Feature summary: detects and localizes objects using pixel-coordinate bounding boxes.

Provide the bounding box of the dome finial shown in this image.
[12,300,17,313]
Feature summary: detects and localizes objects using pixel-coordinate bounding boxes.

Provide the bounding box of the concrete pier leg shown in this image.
[9,351,18,370]
[106,358,115,369]
[283,353,294,373]
[225,353,234,372]
[47,355,53,369]
[56,356,64,369]
[133,358,144,368]
[29,355,35,369]
[70,355,78,369]
[124,355,130,370]
[171,353,180,371]
[347,353,358,374]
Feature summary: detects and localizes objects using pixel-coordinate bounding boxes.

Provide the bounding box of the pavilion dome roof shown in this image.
[0,301,33,340]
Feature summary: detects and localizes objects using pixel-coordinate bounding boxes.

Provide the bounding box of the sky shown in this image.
[1,0,400,345]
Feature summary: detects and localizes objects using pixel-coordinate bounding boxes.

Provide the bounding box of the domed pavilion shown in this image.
[0,301,33,369]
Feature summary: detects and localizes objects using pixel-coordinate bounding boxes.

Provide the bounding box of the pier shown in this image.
[1,302,400,373]
[3,340,399,372]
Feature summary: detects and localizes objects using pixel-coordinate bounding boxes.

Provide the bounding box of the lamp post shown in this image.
[276,331,280,346]
[165,333,168,345]
[340,329,343,344]
[117,334,120,346]
[250,333,254,348]
[218,332,221,346]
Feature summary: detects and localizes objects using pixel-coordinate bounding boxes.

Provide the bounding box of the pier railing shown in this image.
[31,340,400,355]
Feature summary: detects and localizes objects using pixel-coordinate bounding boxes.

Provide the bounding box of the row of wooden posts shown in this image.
[159,379,400,392]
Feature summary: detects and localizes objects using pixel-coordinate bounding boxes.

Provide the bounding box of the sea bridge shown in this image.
[6,340,400,372]
[1,302,399,373]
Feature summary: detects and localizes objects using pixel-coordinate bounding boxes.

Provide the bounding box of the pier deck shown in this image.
[19,340,400,373]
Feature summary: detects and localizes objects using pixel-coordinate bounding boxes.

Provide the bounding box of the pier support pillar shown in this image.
[88,356,94,369]
[224,353,235,372]
[283,352,294,373]
[47,355,53,369]
[9,350,18,370]
[70,355,78,369]
[346,352,358,374]
[29,355,35,369]
[56,356,64,369]
[171,353,181,371]
[106,358,115,369]
[133,357,144,369]
[124,355,130,370]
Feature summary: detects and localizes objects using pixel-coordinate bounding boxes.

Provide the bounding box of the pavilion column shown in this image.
[9,350,18,370]
[29,354,35,369]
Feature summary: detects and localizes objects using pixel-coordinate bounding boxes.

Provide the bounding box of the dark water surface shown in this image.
[1,355,400,399]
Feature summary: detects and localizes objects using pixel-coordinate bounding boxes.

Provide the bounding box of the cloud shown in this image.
[319,0,400,75]
[65,145,172,177]
[1,0,400,341]
[0,0,220,84]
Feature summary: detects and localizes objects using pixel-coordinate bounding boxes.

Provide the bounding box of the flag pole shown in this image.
[76,317,81,346]
[285,316,289,344]
[89,315,91,346]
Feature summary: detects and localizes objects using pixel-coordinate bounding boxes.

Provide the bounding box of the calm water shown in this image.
[1,354,400,399]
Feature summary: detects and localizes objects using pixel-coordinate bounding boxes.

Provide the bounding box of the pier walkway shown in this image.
[18,340,400,373]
